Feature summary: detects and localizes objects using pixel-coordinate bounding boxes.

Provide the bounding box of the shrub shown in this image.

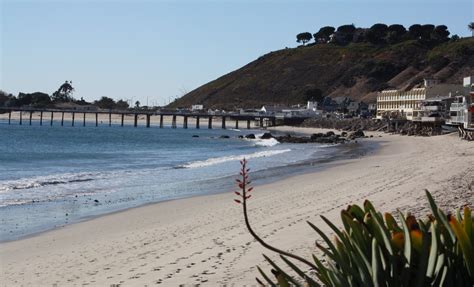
[234,159,474,286]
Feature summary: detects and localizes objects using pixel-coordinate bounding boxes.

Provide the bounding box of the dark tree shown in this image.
[94,96,116,109]
[469,22,474,36]
[431,25,450,42]
[386,24,406,43]
[115,100,129,110]
[296,32,313,45]
[420,24,435,41]
[451,34,460,41]
[313,26,335,43]
[52,81,74,102]
[135,100,141,108]
[333,24,356,45]
[17,92,51,108]
[366,23,388,44]
[409,24,423,39]
[304,88,324,103]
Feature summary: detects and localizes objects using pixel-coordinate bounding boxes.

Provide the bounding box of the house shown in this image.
[446,76,474,129]
[191,104,204,111]
[376,78,463,120]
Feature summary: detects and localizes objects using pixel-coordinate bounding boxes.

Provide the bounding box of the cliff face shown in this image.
[170,38,474,110]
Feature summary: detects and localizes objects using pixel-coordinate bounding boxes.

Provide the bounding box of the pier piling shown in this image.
[61,112,64,126]
[222,116,226,129]
[121,114,124,127]
[29,111,33,125]
[40,111,43,126]
[96,113,98,127]
[159,115,163,128]
[208,116,213,129]
[247,120,251,129]
[235,119,238,129]
[109,113,112,127]
[259,118,263,128]
[19,112,22,125]
[72,112,75,126]
[196,116,200,129]
[172,115,177,128]
[183,116,188,129]
[134,114,138,127]
[83,113,86,127]
[50,112,54,126]
[8,111,11,125]
[146,114,151,128]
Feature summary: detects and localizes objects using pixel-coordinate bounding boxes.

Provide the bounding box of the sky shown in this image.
[1,0,473,106]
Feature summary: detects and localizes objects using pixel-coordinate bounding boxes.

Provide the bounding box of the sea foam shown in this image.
[180,149,291,168]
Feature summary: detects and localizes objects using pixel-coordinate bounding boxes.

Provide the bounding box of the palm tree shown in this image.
[469,22,474,37]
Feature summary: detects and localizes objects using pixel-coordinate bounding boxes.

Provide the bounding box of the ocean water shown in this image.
[0,119,373,241]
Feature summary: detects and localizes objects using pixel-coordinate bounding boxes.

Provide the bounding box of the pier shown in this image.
[0,108,286,129]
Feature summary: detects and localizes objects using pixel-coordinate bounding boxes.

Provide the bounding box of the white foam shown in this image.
[181,149,291,168]
[253,138,280,147]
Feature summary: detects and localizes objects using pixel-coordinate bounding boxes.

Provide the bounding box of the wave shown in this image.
[0,172,102,193]
[180,149,291,168]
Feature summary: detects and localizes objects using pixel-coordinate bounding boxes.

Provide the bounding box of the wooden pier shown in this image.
[0,107,285,129]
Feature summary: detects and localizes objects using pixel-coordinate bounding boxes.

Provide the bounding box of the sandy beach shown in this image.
[1,128,473,286]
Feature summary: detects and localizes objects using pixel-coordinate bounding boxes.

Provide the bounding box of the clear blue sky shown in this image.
[1,0,473,106]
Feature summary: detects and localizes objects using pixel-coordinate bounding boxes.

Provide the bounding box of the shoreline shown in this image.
[0,128,376,243]
[1,128,473,285]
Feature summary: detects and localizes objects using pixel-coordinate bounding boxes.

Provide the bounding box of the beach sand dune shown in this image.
[1,130,473,286]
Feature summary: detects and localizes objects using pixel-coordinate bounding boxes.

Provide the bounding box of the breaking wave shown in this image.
[180,149,291,168]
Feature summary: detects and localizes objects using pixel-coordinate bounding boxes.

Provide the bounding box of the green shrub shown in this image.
[234,159,474,286]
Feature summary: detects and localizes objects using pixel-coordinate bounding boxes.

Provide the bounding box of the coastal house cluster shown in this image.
[375,76,473,130]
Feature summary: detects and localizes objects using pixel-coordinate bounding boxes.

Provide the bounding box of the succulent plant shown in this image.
[234,159,474,286]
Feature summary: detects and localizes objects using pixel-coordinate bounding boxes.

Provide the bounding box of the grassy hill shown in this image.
[170,37,474,110]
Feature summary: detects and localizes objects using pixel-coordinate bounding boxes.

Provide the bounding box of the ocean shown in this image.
[0,119,373,242]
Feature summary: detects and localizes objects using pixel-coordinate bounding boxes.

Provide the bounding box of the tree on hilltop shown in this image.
[431,25,450,42]
[409,24,423,39]
[296,32,313,45]
[333,24,356,45]
[468,22,474,36]
[386,24,406,43]
[420,24,435,41]
[313,26,335,43]
[366,23,388,44]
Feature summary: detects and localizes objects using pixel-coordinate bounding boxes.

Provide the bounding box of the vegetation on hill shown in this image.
[170,23,474,110]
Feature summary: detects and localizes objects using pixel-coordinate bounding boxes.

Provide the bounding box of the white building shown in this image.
[191,104,204,111]
[446,76,473,129]
[376,79,463,120]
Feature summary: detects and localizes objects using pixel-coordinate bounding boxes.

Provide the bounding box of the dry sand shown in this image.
[1,128,473,286]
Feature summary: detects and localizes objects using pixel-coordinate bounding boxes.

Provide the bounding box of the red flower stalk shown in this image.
[234,158,317,270]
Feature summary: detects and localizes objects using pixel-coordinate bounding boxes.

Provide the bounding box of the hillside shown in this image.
[170,38,474,109]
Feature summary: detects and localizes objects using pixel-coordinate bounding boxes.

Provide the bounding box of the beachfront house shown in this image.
[446,76,474,130]
[376,78,463,120]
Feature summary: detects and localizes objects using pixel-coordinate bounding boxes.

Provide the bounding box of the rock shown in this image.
[245,134,256,139]
[220,135,230,139]
[192,135,199,138]
[341,131,348,137]
[325,131,335,137]
[260,132,273,139]
[310,133,324,140]
[94,199,99,203]
[238,135,244,138]
[348,129,365,140]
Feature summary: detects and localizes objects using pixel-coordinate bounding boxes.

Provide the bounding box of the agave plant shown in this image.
[234,159,474,286]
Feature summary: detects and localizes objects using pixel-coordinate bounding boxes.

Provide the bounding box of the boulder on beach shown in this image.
[348,129,365,140]
[310,133,324,140]
[220,135,230,139]
[260,133,273,139]
[192,135,199,138]
[245,134,256,139]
